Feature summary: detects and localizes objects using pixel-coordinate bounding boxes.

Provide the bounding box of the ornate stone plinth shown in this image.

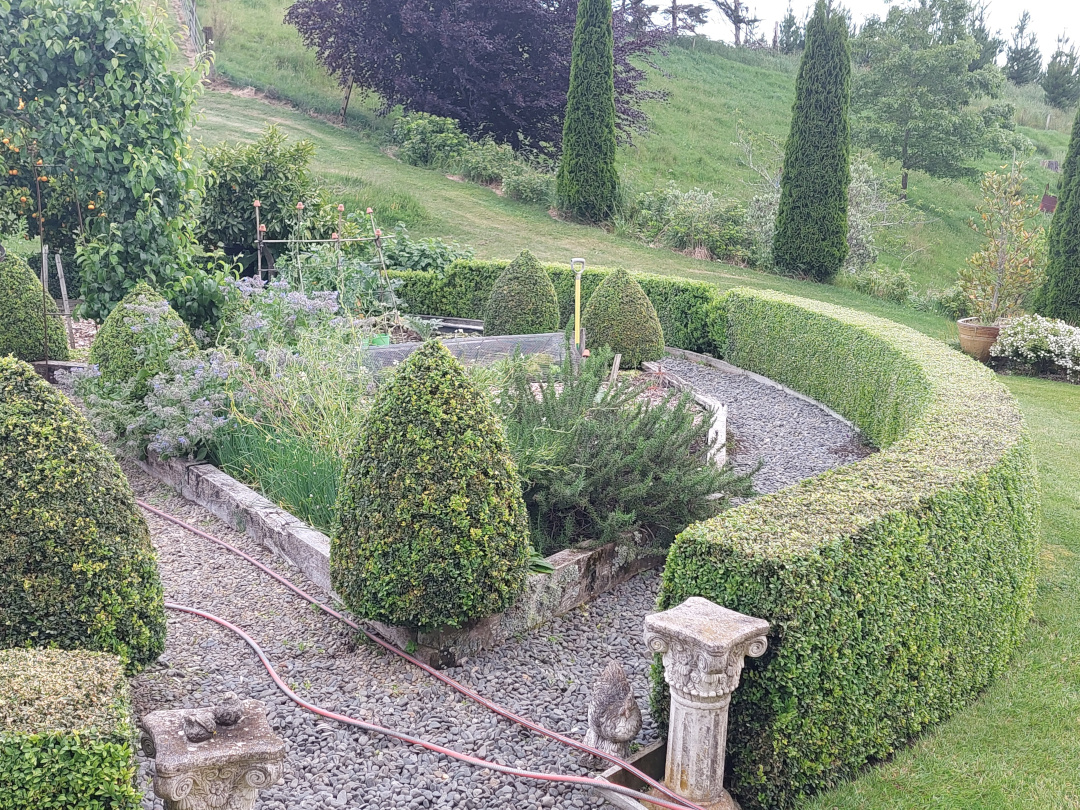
[141,697,285,810]
[644,597,769,810]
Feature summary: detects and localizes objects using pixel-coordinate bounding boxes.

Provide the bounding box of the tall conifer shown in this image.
[556,0,619,222]
[772,0,851,282]
[1037,106,1080,324]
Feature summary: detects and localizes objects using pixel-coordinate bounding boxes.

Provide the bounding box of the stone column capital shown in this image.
[644,597,770,701]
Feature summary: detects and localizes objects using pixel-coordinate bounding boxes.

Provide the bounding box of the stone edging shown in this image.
[137,453,663,667]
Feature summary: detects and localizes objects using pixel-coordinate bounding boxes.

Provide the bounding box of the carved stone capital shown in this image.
[142,698,285,810]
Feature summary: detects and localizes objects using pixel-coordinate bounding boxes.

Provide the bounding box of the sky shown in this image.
[694,0,1079,65]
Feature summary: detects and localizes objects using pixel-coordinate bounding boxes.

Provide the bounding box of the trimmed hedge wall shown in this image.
[392,259,728,355]
[655,289,1040,809]
[0,649,140,810]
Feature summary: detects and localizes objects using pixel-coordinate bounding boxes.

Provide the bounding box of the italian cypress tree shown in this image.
[556,0,619,223]
[1037,106,1080,325]
[772,0,851,282]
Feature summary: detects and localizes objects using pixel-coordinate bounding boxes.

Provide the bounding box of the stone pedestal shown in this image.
[141,698,285,810]
[644,597,769,810]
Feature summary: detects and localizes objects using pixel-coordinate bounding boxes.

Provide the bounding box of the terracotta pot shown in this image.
[957,317,1000,363]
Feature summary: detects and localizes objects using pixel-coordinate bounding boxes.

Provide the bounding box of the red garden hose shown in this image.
[165,602,695,810]
[139,500,703,810]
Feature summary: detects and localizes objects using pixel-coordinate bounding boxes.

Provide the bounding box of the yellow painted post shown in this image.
[572,258,585,348]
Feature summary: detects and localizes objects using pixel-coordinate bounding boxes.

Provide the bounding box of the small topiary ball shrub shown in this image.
[89,281,197,398]
[581,268,664,368]
[483,250,560,336]
[333,340,530,631]
[0,649,141,810]
[0,357,166,673]
[0,253,69,362]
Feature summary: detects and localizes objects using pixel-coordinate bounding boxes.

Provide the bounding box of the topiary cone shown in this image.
[581,268,664,368]
[89,281,197,397]
[332,340,530,631]
[483,250,560,336]
[0,356,166,673]
[0,253,70,362]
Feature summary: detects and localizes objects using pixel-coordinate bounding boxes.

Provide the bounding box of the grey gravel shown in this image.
[657,355,872,495]
[128,357,870,809]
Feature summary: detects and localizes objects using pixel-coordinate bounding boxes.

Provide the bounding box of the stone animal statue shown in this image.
[581,661,642,768]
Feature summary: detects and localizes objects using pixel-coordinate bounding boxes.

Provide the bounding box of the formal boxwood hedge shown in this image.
[0,648,140,810]
[483,250,560,336]
[391,259,728,355]
[0,357,166,673]
[0,253,69,362]
[653,288,1040,809]
[332,341,530,631]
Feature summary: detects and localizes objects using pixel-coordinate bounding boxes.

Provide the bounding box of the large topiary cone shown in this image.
[332,341,530,630]
[0,253,70,362]
[0,356,166,673]
[581,269,664,368]
[483,250,560,336]
[89,281,197,397]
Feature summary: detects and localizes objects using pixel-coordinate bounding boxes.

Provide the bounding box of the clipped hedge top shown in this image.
[0,649,130,737]
[687,288,1027,557]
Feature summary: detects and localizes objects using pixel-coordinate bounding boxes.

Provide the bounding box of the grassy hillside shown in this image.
[195,3,1073,293]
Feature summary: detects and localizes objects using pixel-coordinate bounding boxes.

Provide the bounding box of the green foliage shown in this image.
[654,289,1039,809]
[1005,12,1042,86]
[483,250,560,336]
[958,161,1046,324]
[627,183,753,263]
[1041,38,1080,110]
[499,348,752,553]
[88,282,198,397]
[778,4,804,54]
[332,341,530,630]
[582,268,664,368]
[391,113,469,169]
[458,139,519,184]
[391,258,730,356]
[556,0,619,222]
[773,0,851,282]
[1037,106,1080,325]
[0,649,140,810]
[0,0,205,322]
[0,254,69,362]
[853,0,1027,192]
[381,228,475,275]
[840,264,916,304]
[0,357,166,673]
[502,168,557,207]
[199,126,316,257]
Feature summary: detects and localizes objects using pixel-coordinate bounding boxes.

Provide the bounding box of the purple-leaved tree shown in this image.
[285,0,666,149]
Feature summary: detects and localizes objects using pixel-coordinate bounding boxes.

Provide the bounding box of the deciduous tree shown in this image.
[286,0,665,149]
[852,0,1026,195]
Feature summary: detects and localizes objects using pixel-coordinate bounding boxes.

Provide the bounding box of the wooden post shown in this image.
[55,253,76,348]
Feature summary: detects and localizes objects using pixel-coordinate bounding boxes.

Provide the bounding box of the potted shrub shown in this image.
[956,161,1046,362]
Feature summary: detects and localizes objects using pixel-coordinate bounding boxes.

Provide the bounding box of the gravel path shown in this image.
[129,462,660,810]
[129,356,872,809]
[657,356,872,495]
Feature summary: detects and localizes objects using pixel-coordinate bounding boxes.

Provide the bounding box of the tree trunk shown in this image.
[733,0,742,45]
[340,81,353,124]
[671,0,678,37]
[900,128,910,200]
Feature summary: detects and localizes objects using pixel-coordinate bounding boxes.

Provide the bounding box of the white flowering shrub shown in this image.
[991,315,1080,377]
